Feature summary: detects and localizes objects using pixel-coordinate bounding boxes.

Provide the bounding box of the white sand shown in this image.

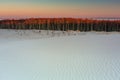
[0,29,120,80]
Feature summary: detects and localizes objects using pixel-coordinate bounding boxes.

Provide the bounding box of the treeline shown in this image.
[0,18,120,32]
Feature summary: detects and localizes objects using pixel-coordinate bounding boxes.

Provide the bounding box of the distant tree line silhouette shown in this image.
[0,18,120,32]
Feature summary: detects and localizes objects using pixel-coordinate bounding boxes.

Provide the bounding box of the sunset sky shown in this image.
[0,0,120,19]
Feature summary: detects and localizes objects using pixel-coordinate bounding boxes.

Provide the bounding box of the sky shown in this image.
[0,0,120,18]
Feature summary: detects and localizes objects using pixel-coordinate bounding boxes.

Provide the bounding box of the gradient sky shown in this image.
[0,0,120,18]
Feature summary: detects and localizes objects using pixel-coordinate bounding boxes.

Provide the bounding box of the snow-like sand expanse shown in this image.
[0,29,120,80]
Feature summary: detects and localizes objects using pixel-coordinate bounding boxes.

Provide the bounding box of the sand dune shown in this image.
[0,29,120,80]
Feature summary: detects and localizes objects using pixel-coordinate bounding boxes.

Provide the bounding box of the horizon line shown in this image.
[0,17,120,21]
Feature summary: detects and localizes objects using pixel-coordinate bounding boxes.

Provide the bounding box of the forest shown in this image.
[0,18,120,32]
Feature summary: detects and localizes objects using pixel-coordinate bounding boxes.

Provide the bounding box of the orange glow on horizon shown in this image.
[0,3,120,18]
